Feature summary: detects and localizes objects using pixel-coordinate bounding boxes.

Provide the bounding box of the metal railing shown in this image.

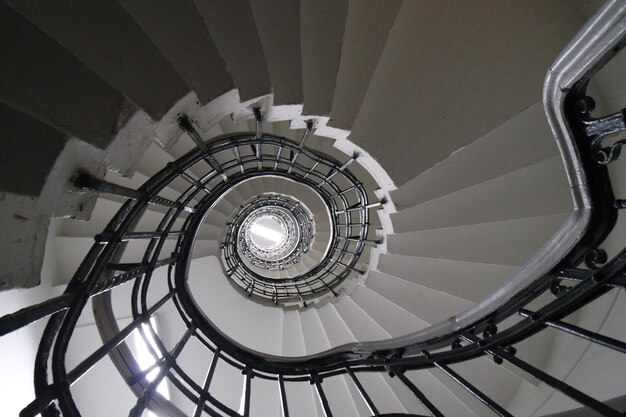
[1,1,626,416]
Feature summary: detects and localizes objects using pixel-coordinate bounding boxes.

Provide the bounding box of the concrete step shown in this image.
[377,254,520,304]
[281,309,306,357]
[167,123,225,180]
[54,198,186,239]
[348,1,583,186]
[333,295,389,342]
[328,0,402,130]
[299,308,360,417]
[392,157,572,233]
[103,170,193,210]
[219,115,249,135]
[300,0,349,116]
[387,213,570,267]
[0,2,127,150]
[6,0,188,119]
[428,356,522,417]
[349,284,429,338]
[403,369,478,417]
[249,0,303,106]
[390,102,562,210]
[119,0,233,105]
[193,0,271,101]
[365,270,473,325]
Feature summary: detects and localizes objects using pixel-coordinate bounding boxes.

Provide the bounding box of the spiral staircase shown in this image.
[2,1,626,416]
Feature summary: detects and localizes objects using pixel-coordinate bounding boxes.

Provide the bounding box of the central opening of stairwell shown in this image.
[249,216,285,249]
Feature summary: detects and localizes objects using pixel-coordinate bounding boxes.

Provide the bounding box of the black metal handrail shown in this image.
[1,2,626,416]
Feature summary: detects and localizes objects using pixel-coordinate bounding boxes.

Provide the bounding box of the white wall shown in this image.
[0,284,55,417]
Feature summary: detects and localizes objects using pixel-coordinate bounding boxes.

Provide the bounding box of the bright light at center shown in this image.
[250,222,283,244]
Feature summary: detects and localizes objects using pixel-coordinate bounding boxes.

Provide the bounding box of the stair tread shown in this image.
[378,254,520,303]
[0,3,127,149]
[6,0,187,119]
[249,0,303,105]
[388,213,570,266]
[349,284,430,338]
[193,0,271,101]
[366,270,474,325]
[392,156,572,233]
[390,102,561,209]
[300,0,349,116]
[328,0,402,130]
[119,0,233,104]
[349,1,581,185]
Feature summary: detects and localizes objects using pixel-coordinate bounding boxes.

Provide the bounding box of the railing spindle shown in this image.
[346,367,379,416]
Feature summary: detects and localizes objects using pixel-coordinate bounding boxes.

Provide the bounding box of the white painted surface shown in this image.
[0,285,55,417]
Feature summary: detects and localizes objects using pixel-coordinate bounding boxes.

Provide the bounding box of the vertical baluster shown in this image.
[346,367,379,416]
[242,366,253,417]
[193,349,221,417]
[233,145,245,174]
[178,115,227,181]
[312,375,333,417]
[389,367,444,417]
[278,375,290,417]
[274,143,283,171]
[430,357,513,417]
[287,121,313,174]
[253,107,263,140]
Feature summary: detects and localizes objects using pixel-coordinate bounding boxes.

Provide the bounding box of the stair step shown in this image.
[392,156,572,233]
[0,103,66,197]
[283,380,320,417]
[509,289,626,415]
[316,303,356,347]
[119,0,233,105]
[249,376,280,417]
[281,309,306,357]
[387,213,570,266]
[219,115,250,135]
[328,0,402,130]
[103,170,186,208]
[167,123,224,180]
[6,0,187,119]
[302,308,365,417]
[391,102,562,209]
[334,296,389,342]
[349,284,429,338]
[404,370,478,417]
[378,254,520,303]
[249,0,302,105]
[429,356,522,417]
[356,372,407,414]
[365,270,474,325]
[272,120,295,140]
[0,3,127,149]
[193,0,271,101]
[380,372,431,416]
[209,357,245,413]
[300,0,349,116]
[348,1,582,186]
